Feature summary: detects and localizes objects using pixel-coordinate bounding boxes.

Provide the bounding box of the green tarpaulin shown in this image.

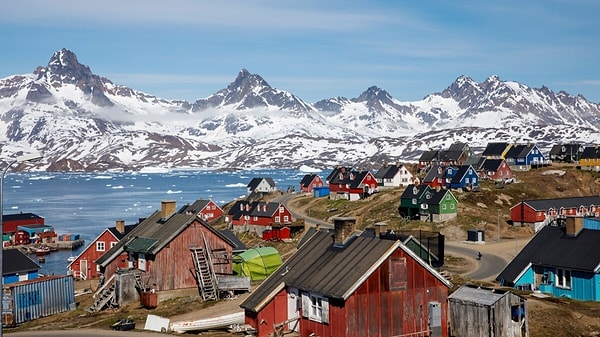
[232,247,282,281]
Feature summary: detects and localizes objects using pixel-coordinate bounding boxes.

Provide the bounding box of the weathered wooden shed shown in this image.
[448,284,528,337]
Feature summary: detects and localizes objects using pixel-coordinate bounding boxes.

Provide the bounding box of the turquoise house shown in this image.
[497,216,600,301]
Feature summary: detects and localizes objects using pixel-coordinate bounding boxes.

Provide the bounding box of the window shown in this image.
[311,295,323,320]
[412,198,417,205]
[442,204,447,210]
[279,206,284,213]
[301,293,329,323]
[110,242,117,248]
[389,258,407,290]
[284,216,289,222]
[253,216,258,221]
[275,216,280,223]
[96,241,105,252]
[556,268,571,289]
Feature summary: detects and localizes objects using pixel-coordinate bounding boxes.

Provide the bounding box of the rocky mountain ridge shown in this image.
[1,48,599,171]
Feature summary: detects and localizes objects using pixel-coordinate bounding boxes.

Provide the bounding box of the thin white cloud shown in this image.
[108,73,232,86]
[1,1,399,32]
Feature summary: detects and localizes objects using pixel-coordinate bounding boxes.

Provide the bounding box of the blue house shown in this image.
[504,143,546,170]
[3,249,40,284]
[497,216,600,301]
[444,165,479,190]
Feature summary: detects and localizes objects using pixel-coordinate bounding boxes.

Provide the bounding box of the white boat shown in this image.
[170,311,244,333]
[67,256,76,262]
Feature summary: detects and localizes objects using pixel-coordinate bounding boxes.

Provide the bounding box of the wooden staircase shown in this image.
[88,274,118,312]
[191,234,218,301]
[134,270,147,291]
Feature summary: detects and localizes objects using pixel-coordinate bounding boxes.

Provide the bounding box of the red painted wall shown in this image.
[231,205,292,227]
[300,248,449,337]
[70,230,119,279]
[199,201,224,222]
[510,203,540,224]
[245,290,290,337]
[103,220,233,291]
[300,176,324,193]
[3,218,45,234]
[251,248,449,337]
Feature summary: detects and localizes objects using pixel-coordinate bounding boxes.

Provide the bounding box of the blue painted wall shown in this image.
[515,265,600,301]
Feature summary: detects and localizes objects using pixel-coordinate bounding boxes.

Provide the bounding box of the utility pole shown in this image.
[497,209,501,242]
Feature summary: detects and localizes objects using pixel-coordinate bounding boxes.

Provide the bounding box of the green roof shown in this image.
[125,237,159,253]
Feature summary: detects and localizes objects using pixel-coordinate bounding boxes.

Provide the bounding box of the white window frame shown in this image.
[555,268,571,289]
[96,241,105,252]
[301,292,329,323]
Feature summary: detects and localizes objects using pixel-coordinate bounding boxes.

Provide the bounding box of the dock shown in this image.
[8,239,86,254]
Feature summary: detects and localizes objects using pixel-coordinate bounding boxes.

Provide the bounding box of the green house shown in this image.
[419,188,458,222]
[398,184,432,219]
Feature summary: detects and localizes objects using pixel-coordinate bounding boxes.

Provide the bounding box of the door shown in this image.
[80,259,88,279]
[287,287,300,332]
[138,253,147,271]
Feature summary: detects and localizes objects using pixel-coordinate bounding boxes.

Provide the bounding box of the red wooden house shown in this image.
[299,174,324,194]
[477,158,514,182]
[67,220,137,280]
[227,200,293,234]
[96,200,237,292]
[240,217,451,337]
[421,164,446,189]
[327,168,378,201]
[179,199,224,222]
[510,196,600,232]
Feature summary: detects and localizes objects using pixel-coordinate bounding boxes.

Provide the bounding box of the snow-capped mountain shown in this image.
[1,48,599,172]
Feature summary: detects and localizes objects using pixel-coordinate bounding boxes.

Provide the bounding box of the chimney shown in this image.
[161,200,176,219]
[375,222,388,238]
[565,216,584,236]
[333,217,356,247]
[115,220,125,234]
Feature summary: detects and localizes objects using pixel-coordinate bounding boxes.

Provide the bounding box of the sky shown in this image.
[1,1,599,103]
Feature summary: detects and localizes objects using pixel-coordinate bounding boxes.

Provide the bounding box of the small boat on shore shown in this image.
[111,318,136,331]
[170,311,244,333]
[35,247,51,256]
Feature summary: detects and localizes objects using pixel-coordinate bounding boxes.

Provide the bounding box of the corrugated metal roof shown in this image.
[241,230,451,312]
[449,285,506,306]
[96,210,198,266]
[241,231,397,311]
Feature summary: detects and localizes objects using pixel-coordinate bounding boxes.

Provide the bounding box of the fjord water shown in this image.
[3,169,306,276]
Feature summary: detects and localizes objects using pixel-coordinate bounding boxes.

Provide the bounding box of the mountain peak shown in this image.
[229,68,270,92]
[44,48,93,84]
[355,86,392,103]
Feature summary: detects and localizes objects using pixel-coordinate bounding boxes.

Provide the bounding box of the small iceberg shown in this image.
[299,165,322,173]
[225,183,246,188]
[140,167,170,174]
